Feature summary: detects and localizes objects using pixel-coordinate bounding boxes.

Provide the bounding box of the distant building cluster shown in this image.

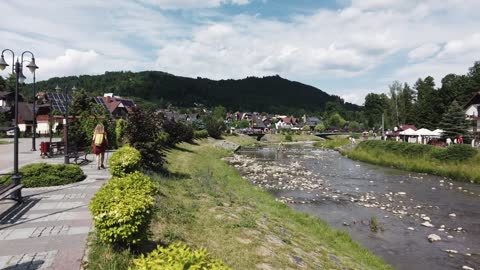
[0,91,136,135]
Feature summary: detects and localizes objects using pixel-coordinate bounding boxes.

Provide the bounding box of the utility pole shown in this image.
[381,113,385,140]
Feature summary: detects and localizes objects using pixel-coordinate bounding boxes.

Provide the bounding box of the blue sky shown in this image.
[2,0,480,105]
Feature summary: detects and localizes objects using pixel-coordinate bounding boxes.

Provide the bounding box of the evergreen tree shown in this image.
[414,76,440,129]
[439,100,470,139]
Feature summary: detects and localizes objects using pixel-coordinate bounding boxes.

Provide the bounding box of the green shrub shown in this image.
[431,144,477,162]
[126,109,166,171]
[163,118,194,145]
[90,172,157,247]
[116,119,127,147]
[130,243,230,270]
[194,130,209,139]
[109,145,142,177]
[0,163,85,188]
[206,118,226,139]
[358,141,478,162]
[285,134,293,142]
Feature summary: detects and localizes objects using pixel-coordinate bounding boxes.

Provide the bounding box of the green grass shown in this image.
[314,136,351,149]
[0,140,10,144]
[343,142,480,184]
[150,139,391,270]
[262,133,322,143]
[85,233,134,270]
[222,134,258,146]
[86,138,392,270]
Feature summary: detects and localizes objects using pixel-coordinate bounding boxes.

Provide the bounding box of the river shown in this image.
[225,144,480,270]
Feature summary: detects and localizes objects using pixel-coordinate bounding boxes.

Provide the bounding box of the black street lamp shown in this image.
[21,52,39,151]
[55,85,76,164]
[0,49,38,201]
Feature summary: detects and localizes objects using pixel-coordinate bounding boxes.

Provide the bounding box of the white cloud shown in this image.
[397,32,480,85]
[139,0,250,9]
[2,0,480,106]
[408,43,440,61]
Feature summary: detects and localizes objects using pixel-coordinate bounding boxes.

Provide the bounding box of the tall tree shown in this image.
[414,76,440,129]
[439,100,470,138]
[364,93,389,129]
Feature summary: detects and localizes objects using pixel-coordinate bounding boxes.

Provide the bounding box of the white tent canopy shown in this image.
[415,128,435,136]
[399,128,417,136]
[432,129,444,136]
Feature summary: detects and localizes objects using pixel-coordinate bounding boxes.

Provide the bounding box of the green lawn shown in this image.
[343,144,480,184]
[86,139,392,269]
[150,139,391,269]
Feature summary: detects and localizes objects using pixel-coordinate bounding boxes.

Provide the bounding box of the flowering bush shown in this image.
[108,145,141,177]
[130,243,230,270]
[89,172,157,246]
[193,130,209,139]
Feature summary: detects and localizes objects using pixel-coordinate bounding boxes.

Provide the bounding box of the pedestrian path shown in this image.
[0,153,111,270]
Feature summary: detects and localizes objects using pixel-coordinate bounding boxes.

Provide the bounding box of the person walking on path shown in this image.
[92,123,108,170]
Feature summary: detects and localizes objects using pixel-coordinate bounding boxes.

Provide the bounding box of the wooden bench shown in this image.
[0,176,23,202]
[68,146,91,165]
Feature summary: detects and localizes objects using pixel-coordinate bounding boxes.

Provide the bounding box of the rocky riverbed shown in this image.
[224,145,480,270]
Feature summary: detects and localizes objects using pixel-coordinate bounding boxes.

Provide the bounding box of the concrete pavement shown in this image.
[0,138,111,270]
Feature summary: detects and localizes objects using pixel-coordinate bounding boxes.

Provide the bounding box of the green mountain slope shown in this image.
[33,71,360,113]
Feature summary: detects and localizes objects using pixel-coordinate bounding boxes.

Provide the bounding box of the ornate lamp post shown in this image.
[21,52,39,150]
[0,49,38,201]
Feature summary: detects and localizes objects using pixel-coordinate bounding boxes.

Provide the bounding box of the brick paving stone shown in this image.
[0,143,113,270]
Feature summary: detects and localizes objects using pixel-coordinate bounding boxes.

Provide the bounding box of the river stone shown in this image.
[421,221,434,228]
[462,266,474,270]
[407,227,415,231]
[445,249,458,254]
[428,234,441,242]
[449,213,456,217]
[421,216,431,221]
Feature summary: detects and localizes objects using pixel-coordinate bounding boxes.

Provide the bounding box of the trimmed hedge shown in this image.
[431,144,477,162]
[357,140,477,162]
[130,243,230,270]
[193,130,209,139]
[90,172,157,246]
[0,163,85,188]
[109,145,142,177]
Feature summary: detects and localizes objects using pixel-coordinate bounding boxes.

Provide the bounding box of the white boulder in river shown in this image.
[427,234,441,242]
[421,221,434,228]
[462,266,474,270]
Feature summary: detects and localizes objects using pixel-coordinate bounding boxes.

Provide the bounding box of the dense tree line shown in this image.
[363,61,480,134]
[30,71,360,117]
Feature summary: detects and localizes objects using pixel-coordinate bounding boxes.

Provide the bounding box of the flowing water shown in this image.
[227,144,480,270]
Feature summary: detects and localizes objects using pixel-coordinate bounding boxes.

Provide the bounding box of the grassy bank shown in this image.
[343,140,480,184]
[87,139,391,269]
[261,133,322,143]
[314,136,351,149]
[222,134,259,146]
[150,140,390,269]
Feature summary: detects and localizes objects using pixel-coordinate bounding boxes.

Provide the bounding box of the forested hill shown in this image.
[32,71,360,113]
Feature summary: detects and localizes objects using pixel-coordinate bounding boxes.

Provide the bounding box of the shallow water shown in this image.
[233,145,480,270]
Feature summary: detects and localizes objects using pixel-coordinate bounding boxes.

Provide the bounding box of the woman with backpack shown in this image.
[92,124,108,170]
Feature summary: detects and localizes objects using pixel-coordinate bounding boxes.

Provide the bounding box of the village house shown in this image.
[465,92,480,133]
[275,116,298,129]
[101,93,137,118]
[304,116,322,129]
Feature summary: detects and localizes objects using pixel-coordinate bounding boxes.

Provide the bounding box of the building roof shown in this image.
[18,102,34,122]
[400,125,417,131]
[464,91,480,109]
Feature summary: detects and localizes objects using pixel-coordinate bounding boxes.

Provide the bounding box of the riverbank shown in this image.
[150,139,391,269]
[89,139,391,269]
[342,141,480,184]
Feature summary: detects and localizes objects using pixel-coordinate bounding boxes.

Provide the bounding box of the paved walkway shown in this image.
[0,139,111,270]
